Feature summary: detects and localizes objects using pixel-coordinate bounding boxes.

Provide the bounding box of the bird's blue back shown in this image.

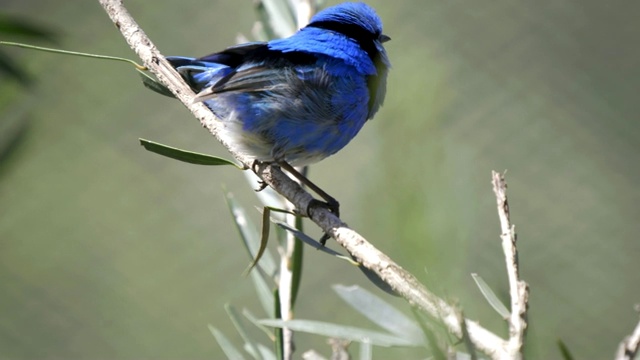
[168,2,390,166]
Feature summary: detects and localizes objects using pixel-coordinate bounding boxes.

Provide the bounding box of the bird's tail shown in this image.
[166,56,232,103]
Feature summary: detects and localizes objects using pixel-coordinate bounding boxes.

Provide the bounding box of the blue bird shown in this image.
[167,2,390,232]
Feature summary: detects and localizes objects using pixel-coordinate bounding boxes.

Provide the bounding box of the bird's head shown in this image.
[306,2,390,63]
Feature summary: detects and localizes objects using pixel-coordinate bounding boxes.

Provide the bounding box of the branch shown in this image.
[492,171,529,359]
[98,1,509,358]
[615,307,640,360]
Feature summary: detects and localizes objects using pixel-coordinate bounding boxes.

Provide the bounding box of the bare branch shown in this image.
[98,1,510,358]
[492,171,529,359]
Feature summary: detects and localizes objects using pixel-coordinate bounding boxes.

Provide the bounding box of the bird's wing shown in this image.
[193,55,323,102]
[208,66,288,94]
[193,65,298,102]
[197,42,268,67]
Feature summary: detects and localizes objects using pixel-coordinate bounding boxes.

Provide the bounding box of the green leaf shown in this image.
[208,325,246,360]
[242,206,272,275]
[0,41,144,69]
[246,343,276,360]
[333,285,423,344]
[242,309,275,342]
[258,319,421,347]
[139,138,240,167]
[471,273,510,319]
[273,219,356,262]
[226,193,277,275]
[273,289,283,360]
[226,304,264,360]
[289,214,304,309]
[356,264,398,297]
[225,192,276,315]
[138,69,175,98]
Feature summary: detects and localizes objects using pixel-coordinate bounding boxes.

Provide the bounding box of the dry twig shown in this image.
[492,171,529,359]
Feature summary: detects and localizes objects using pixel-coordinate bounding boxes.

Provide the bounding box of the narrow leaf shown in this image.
[242,309,275,342]
[0,41,144,68]
[243,206,272,275]
[226,193,277,275]
[226,304,264,360]
[250,343,276,360]
[138,69,175,97]
[258,319,420,347]
[356,264,398,296]
[333,285,423,344]
[225,192,276,315]
[139,138,240,167]
[250,269,275,317]
[274,219,356,262]
[289,214,304,308]
[471,273,510,319]
[208,325,246,360]
[273,289,283,360]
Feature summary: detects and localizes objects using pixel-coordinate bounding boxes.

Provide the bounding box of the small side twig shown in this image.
[492,171,529,359]
[615,307,640,360]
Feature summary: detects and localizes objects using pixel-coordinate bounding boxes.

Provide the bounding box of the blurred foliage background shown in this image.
[1,0,639,359]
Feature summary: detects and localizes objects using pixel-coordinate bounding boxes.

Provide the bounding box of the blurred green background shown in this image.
[1,0,639,359]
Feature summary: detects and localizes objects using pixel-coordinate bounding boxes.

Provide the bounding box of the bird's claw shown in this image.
[306,198,340,218]
[306,198,340,245]
[255,180,269,192]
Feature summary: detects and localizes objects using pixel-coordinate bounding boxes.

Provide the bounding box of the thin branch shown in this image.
[615,308,640,360]
[98,1,509,358]
[492,171,529,359]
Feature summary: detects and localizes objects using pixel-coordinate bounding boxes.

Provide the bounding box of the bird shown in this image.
[167,2,390,236]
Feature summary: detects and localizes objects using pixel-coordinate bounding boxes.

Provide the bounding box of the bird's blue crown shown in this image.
[268,2,387,76]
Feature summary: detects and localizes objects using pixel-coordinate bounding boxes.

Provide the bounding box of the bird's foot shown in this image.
[306,198,340,219]
[254,180,269,192]
[306,198,340,245]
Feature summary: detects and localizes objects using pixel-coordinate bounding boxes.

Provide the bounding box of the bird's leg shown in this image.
[278,161,340,218]
[278,161,340,246]
[278,162,339,245]
[253,159,338,244]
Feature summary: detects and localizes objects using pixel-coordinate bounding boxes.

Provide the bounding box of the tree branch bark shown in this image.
[492,171,529,359]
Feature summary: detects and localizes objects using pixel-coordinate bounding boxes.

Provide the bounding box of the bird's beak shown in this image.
[379,34,391,43]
